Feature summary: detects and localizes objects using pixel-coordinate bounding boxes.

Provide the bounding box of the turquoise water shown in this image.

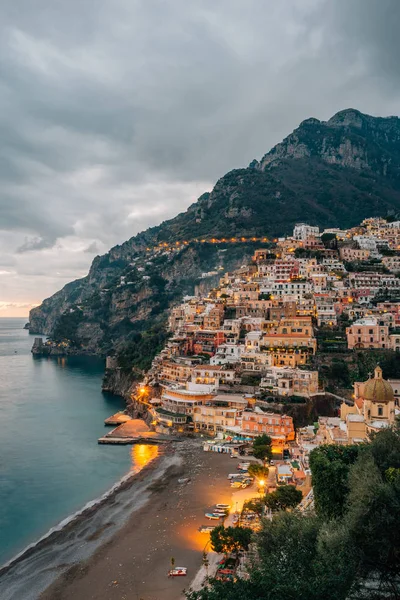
[0,318,132,565]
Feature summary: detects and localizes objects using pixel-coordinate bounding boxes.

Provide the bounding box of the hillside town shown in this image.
[127,216,400,470]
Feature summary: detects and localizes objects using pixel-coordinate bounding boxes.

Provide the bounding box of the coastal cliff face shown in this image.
[30,108,400,368]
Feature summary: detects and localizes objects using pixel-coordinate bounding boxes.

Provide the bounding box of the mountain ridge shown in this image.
[29,108,400,364]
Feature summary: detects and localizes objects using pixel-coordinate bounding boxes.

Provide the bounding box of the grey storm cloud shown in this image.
[1,0,400,312]
[84,241,100,254]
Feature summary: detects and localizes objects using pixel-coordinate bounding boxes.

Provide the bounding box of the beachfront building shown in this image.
[155,384,216,429]
[237,408,295,454]
[193,405,238,434]
[192,393,252,435]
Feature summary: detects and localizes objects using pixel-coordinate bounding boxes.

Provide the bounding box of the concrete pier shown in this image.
[98,418,173,444]
[104,412,131,426]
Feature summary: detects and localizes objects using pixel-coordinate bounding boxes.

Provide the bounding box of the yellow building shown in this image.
[261,317,316,367]
[340,366,396,442]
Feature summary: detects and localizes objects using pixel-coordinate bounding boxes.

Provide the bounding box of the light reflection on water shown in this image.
[131,444,159,470]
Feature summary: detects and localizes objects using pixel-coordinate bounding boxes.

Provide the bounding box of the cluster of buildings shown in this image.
[296,365,399,465]
[134,217,400,459]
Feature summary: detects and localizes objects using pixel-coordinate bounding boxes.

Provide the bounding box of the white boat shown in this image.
[199,525,216,533]
[168,567,187,577]
[216,504,231,509]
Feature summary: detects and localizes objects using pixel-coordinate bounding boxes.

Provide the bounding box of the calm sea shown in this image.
[0,318,132,565]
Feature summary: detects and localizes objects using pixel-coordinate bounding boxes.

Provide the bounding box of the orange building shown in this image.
[239,410,295,453]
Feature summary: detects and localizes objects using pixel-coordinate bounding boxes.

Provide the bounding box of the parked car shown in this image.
[231,481,243,488]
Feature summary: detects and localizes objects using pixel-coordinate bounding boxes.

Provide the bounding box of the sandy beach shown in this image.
[40,441,236,600]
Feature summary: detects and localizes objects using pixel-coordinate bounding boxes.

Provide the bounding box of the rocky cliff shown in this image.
[30,108,400,370]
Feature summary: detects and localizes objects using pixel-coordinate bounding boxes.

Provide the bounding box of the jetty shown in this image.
[104,412,132,426]
[98,418,173,444]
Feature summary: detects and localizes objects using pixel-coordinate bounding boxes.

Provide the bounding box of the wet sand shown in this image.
[40,442,235,600]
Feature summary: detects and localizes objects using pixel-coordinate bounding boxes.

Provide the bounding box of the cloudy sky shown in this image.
[1,0,399,316]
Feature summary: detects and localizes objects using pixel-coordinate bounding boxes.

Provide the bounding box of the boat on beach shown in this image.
[168,567,187,577]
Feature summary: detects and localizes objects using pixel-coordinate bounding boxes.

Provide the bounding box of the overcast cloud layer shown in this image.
[1,0,400,316]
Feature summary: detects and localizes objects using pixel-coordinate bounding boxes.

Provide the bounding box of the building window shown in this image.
[378,406,383,417]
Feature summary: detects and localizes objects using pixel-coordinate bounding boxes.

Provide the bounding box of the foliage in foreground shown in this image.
[210,526,252,559]
[263,484,302,511]
[252,434,272,463]
[186,427,400,600]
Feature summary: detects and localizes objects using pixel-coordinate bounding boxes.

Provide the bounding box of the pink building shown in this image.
[346,317,390,350]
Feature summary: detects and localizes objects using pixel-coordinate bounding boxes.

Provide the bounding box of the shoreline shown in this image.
[38,440,237,600]
[0,444,179,600]
[0,459,153,576]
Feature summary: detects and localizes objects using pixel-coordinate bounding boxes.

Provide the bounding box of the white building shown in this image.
[260,280,312,300]
[353,235,378,253]
[293,223,320,241]
[210,343,242,365]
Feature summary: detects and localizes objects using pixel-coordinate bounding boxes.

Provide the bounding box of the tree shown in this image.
[321,232,337,249]
[210,525,252,559]
[242,498,265,517]
[247,464,269,481]
[264,485,302,511]
[252,434,272,463]
[259,292,271,300]
[187,513,356,600]
[309,444,359,519]
[343,430,400,590]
